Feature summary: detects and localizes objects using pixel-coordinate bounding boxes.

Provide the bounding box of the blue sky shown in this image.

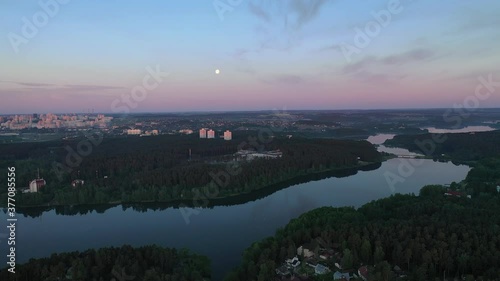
[1,0,499,113]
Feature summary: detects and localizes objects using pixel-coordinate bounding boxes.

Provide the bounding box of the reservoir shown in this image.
[1,135,471,280]
[422,125,495,134]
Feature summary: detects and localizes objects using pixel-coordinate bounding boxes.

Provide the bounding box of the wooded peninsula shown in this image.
[0,133,381,207]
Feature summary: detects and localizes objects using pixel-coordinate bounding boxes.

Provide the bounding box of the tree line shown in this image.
[224,177,500,280]
[0,245,210,281]
[0,133,381,207]
[384,130,500,162]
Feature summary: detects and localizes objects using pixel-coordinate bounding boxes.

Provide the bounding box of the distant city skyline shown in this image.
[1,0,500,114]
[3,106,500,116]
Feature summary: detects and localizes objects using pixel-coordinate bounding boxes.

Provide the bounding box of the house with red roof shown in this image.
[444,190,465,198]
[29,178,46,193]
[358,266,369,281]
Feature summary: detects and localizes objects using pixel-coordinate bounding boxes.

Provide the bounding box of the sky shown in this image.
[1,0,499,114]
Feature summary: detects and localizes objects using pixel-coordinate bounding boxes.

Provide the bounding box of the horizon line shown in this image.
[2,107,500,115]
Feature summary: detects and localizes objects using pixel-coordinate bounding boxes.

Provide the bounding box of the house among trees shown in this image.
[71,179,85,188]
[29,169,46,193]
[29,178,46,193]
[319,252,332,260]
[314,264,330,275]
[297,243,317,259]
[444,190,465,198]
[275,265,290,277]
[286,256,301,268]
[333,271,350,280]
[358,266,368,281]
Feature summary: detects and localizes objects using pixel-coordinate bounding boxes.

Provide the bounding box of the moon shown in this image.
[215,69,220,75]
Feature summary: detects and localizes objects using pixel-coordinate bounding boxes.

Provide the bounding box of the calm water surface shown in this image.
[1,135,471,280]
[367,133,424,157]
[423,125,495,133]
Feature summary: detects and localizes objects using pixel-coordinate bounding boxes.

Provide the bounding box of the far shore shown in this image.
[5,160,386,210]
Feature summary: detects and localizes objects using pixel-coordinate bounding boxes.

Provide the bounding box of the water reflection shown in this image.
[2,136,472,281]
[423,126,495,133]
[367,134,424,157]
[14,163,382,218]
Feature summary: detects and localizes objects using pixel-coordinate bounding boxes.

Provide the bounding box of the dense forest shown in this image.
[461,156,500,201]
[11,162,383,218]
[384,130,500,162]
[223,156,500,281]
[0,245,210,281]
[0,133,381,207]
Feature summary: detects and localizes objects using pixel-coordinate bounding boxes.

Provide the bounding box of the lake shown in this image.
[1,135,471,280]
[423,125,495,134]
[367,133,424,157]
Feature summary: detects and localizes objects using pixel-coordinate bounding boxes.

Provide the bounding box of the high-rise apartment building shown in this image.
[199,128,207,138]
[207,129,215,139]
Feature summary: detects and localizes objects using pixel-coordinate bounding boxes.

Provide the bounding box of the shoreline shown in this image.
[7,160,385,210]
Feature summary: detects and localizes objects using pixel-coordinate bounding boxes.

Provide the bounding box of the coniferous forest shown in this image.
[221,153,500,281]
[3,157,500,281]
[0,133,381,207]
[0,245,211,281]
[384,130,500,162]
[2,131,500,280]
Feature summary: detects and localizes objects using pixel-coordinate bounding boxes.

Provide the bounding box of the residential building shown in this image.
[444,190,464,197]
[275,265,290,276]
[358,266,368,281]
[297,243,316,259]
[286,256,301,268]
[29,179,46,193]
[224,130,232,140]
[314,264,330,275]
[235,149,283,161]
[71,179,85,188]
[141,130,160,136]
[199,128,207,138]
[319,252,332,260]
[333,271,350,280]
[207,129,215,139]
[127,129,141,135]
